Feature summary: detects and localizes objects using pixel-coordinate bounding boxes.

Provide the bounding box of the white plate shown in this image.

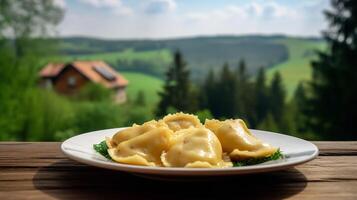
[61,128,318,177]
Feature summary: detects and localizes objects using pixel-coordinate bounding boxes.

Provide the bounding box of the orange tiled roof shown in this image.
[39,61,128,88]
[39,63,65,77]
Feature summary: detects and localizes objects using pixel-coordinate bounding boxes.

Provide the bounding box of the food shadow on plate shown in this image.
[33,160,307,200]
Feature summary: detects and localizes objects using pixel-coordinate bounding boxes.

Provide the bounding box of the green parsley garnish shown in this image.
[93,140,111,160]
[233,149,284,167]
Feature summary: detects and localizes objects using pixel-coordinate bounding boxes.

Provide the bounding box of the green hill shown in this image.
[65,49,171,77]
[267,38,326,97]
[51,35,326,99]
[121,72,163,106]
[57,35,289,79]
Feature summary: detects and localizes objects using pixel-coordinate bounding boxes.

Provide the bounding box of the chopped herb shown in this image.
[233,149,284,167]
[93,140,111,160]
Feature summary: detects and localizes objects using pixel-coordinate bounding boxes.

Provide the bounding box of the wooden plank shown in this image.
[0,142,356,174]
[314,141,357,156]
[0,141,357,158]
[0,181,356,200]
[0,142,356,200]
[0,142,355,168]
[1,156,356,189]
[0,142,356,159]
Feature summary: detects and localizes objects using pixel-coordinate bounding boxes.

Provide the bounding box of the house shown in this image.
[39,61,129,103]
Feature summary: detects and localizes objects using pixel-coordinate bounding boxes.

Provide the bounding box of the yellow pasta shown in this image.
[205,119,277,160]
[110,120,167,148]
[161,127,232,168]
[161,112,202,132]
[108,127,173,166]
[102,112,279,167]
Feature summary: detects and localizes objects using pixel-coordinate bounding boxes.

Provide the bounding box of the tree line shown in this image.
[1,0,357,141]
[156,51,311,138]
[156,0,357,140]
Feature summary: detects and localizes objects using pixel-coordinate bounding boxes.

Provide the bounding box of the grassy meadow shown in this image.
[51,36,327,106]
[121,72,163,107]
[267,38,326,97]
[66,49,171,68]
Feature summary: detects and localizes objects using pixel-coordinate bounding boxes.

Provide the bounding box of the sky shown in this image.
[54,0,331,39]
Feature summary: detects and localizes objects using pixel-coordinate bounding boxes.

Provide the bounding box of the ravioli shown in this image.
[161,112,202,132]
[96,112,282,168]
[205,119,277,160]
[109,120,167,148]
[161,127,232,168]
[108,127,173,166]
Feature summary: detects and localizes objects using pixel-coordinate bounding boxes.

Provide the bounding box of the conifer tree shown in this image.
[235,60,246,118]
[269,72,286,126]
[308,0,357,139]
[215,63,237,118]
[254,67,269,127]
[156,50,194,116]
[201,68,216,110]
[293,82,307,133]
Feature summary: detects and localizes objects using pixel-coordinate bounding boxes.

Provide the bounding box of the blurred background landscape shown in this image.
[1,0,356,141]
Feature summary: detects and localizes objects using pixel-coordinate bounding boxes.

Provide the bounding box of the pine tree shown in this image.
[215,63,237,118]
[269,72,286,127]
[234,60,246,118]
[235,59,254,122]
[156,50,194,116]
[201,68,216,109]
[237,60,249,83]
[253,67,269,127]
[308,0,357,139]
[293,82,307,133]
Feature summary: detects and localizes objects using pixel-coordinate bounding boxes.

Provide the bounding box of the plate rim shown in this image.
[61,128,319,176]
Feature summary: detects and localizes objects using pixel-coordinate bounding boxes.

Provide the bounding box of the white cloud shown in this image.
[59,0,329,38]
[186,2,298,23]
[185,13,209,21]
[245,2,263,17]
[144,0,177,14]
[262,2,298,19]
[78,0,121,7]
[53,0,66,8]
[113,6,133,16]
[77,0,133,15]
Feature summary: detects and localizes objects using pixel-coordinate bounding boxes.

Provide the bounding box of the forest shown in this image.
[1,0,357,141]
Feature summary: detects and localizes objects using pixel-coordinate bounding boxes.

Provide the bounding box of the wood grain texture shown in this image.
[0,142,356,200]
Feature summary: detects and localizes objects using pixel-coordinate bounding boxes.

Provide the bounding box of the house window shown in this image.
[68,76,76,87]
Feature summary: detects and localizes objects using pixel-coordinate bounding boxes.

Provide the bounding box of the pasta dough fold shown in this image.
[161,112,202,132]
[109,120,167,148]
[205,119,277,160]
[108,127,173,166]
[161,127,232,168]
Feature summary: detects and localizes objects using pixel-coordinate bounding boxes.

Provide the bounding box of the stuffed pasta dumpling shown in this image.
[161,127,232,168]
[161,112,202,132]
[108,120,167,148]
[205,119,277,161]
[108,127,173,166]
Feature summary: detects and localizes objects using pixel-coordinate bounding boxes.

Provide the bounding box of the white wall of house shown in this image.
[114,86,127,103]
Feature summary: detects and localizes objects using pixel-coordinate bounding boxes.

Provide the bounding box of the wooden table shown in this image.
[0,142,356,200]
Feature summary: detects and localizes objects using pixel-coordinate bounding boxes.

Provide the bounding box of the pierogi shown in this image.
[108,127,172,166]
[161,113,202,132]
[205,119,277,160]
[103,112,279,168]
[161,127,232,168]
